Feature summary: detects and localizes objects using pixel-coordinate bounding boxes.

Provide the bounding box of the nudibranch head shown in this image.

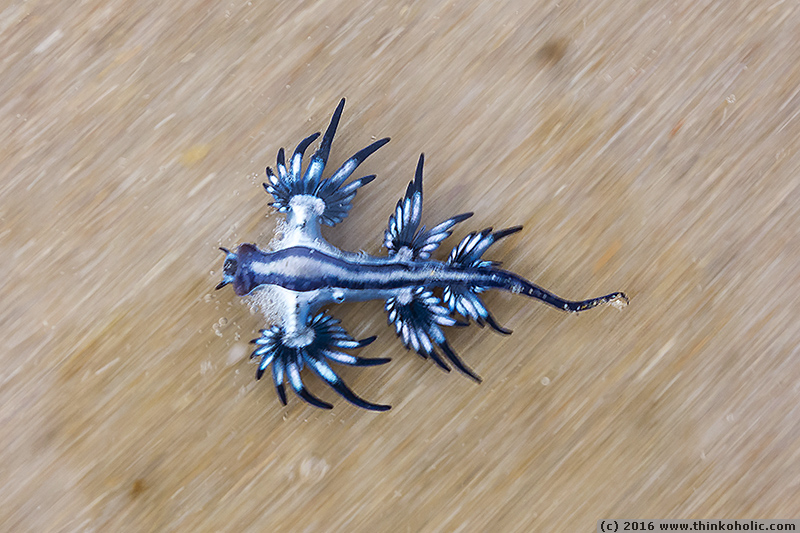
[215,247,238,291]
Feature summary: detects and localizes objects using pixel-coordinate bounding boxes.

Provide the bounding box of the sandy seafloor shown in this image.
[2,0,800,531]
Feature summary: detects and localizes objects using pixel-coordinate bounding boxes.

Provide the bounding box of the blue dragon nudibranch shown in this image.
[217,99,628,411]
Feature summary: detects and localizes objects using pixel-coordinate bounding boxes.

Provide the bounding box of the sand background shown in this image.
[2,0,799,531]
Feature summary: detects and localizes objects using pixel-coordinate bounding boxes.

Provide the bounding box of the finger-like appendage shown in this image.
[414,212,473,260]
[323,349,391,367]
[424,346,452,373]
[306,356,390,411]
[333,334,377,350]
[385,154,425,254]
[263,100,387,226]
[287,359,333,409]
[354,335,377,347]
[304,98,345,186]
[324,137,390,192]
[438,339,482,383]
[276,148,288,181]
[484,312,512,335]
[256,352,277,376]
[320,175,378,226]
[271,359,287,406]
[248,313,388,410]
[386,287,469,376]
[443,286,512,334]
[385,155,469,259]
[448,225,523,268]
[291,132,320,183]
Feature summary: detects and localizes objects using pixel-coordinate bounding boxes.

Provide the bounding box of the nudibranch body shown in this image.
[217,99,628,411]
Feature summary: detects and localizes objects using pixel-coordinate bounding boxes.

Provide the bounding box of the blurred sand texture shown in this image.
[2,0,800,531]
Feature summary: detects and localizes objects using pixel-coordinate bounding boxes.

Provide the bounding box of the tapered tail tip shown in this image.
[607,292,629,310]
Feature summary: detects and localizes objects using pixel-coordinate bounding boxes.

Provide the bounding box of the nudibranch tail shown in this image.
[443,225,629,317]
[517,284,630,313]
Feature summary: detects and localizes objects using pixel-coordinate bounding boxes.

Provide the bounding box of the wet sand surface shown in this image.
[2,0,800,530]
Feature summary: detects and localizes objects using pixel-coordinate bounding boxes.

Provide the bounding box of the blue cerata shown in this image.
[217,99,628,411]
